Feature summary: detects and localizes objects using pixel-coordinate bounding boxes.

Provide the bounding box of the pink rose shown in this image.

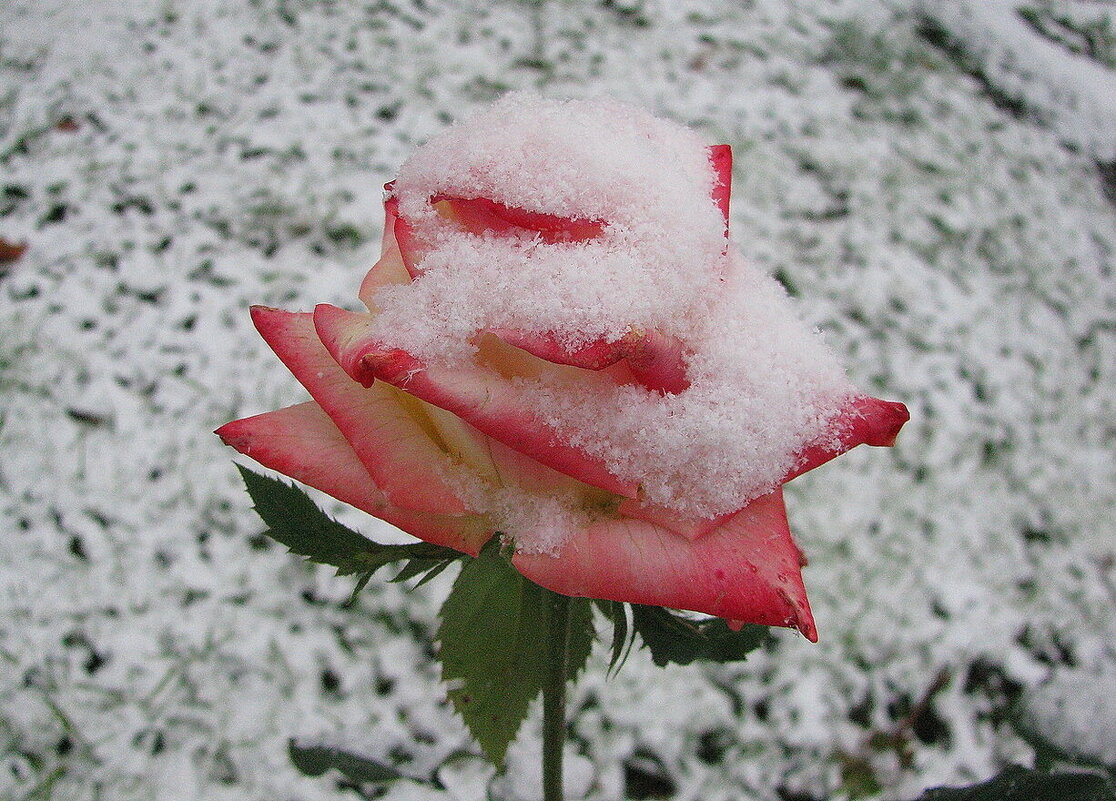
[217,98,908,642]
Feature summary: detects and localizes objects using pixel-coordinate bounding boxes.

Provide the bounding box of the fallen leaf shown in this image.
[0,238,28,263]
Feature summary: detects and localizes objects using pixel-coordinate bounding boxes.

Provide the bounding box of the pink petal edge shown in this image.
[431,195,606,243]
[313,302,641,499]
[786,394,911,482]
[383,192,424,279]
[216,402,489,555]
[708,144,732,230]
[491,327,690,394]
[250,306,472,516]
[513,488,818,641]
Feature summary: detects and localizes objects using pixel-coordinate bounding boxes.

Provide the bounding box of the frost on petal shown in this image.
[512,489,818,641]
[615,497,730,541]
[708,143,732,230]
[786,395,911,482]
[314,303,640,499]
[250,306,472,516]
[430,195,606,243]
[216,403,489,554]
[358,220,412,312]
[491,327,690,394]
[366,97,910,527]
[379,96,728,361]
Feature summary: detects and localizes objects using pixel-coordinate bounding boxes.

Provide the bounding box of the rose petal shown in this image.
[513,488,818,641]
[312,301,616,507]
[383,191,425,278]
[357,242,410,313]
[490,327,690,394]
[250,306,472,516]
[431,195,606,243]
[786,394,911,482]
[621,327,690,394]
[615,497,731,541]
[216,402,489,554]
[313,303,641,499]
[708,144,732,229]
[490,329,628,371]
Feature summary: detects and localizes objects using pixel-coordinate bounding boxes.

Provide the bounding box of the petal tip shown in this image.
[791,598,819,643]
[248,304,283,325]
[312,303,381,387]
[214,418,248,451]
[875,400,911,447]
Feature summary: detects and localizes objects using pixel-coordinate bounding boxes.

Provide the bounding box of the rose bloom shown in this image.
[218,97,908,642]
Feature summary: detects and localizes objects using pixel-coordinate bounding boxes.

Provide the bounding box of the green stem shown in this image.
[542,589,571,801]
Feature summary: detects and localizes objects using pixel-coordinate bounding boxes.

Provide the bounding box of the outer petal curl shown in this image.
[313,303,641,500]
[493,327,690,395]
[786,395,911,482]
[512,488,818,641]
[216,402,489,554]
[708,143,732,228]
[249,306,472,516]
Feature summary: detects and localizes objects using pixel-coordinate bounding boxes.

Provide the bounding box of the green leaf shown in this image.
[630,605,770,667]
[288,740,412,785]
[910,765,1116,801]
[436,541,546,765]
[437,541,587,766]
[236,465,464,580]
[391,556,457,587]
[238,464,376,572]
[596,600,636,676]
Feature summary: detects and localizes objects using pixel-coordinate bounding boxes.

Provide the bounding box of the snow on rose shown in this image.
[217,96,908,642]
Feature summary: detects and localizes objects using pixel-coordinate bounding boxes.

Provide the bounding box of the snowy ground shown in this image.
[1,1,1113,799]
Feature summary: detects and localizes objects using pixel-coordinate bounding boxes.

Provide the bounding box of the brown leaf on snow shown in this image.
[0,238,29,263]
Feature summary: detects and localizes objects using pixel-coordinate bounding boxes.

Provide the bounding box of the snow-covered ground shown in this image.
[1,1,1113,799]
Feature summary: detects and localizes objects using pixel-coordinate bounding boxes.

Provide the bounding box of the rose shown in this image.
[217,97,908,642]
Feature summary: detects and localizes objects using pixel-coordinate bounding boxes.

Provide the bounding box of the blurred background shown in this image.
[1,1,1113,799]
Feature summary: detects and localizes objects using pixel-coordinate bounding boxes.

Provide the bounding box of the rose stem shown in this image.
[542,588,571,801]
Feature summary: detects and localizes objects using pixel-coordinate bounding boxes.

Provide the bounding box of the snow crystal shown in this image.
[917,0,1116,160]
[373,96,855,543]
[380,94,727,348]
[1024,665,1116,766]
[452,468,604,556]
[516,248,855,522]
